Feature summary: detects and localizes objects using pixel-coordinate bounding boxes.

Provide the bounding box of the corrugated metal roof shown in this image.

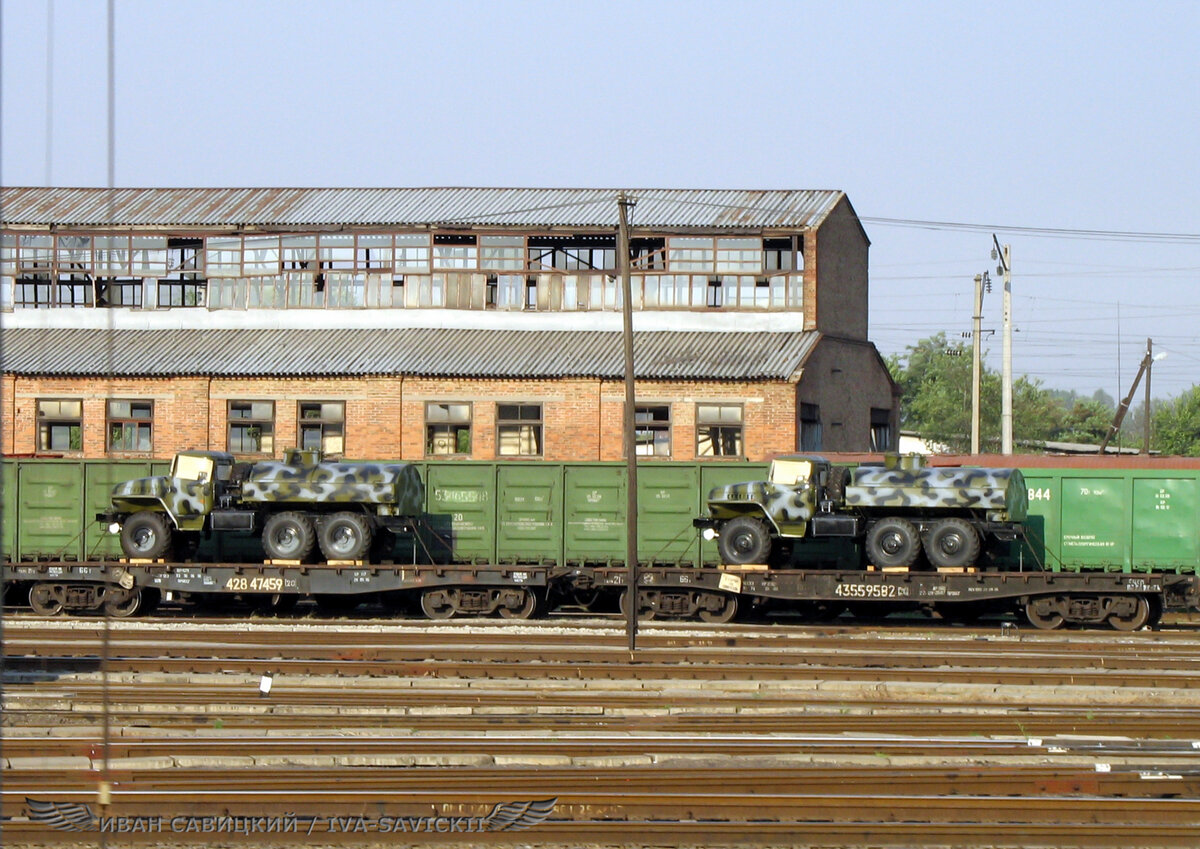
[0,187,844,230]
[0,327,820,381]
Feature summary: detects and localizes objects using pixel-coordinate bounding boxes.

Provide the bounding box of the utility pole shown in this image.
[971,274,984,455]
[1099,338,1162,455]
[993,237,1013,454]
[617,192,639,652]
[1144,338,1153,454]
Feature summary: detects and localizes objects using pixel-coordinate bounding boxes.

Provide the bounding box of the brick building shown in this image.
[0,187,898,462]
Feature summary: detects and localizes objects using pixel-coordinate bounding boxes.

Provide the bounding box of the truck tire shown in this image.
[865,517,920,568]
[718,516,773,565]
[120,511,173,559]
[924,518,980,568]
[262,512,316,561]
[319,512,373,561]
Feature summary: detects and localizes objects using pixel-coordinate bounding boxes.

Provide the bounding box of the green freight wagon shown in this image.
[1018,466,1200,574]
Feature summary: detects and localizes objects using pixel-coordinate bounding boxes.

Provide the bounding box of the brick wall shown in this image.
[2,373,805,461]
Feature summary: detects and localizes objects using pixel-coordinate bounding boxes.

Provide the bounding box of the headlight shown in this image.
[702,528,717,541]
[108,522,121,535]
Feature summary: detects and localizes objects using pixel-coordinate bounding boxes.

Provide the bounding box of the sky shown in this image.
[2,0,1198,401]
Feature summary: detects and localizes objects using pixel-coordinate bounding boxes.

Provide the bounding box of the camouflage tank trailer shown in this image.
[694,454,1027,569]
[99,449,425,564]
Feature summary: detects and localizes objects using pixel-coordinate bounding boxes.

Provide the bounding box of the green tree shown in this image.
[1053,400,1112,445]
[1152,386,1200,456]
[888,333,1062,453]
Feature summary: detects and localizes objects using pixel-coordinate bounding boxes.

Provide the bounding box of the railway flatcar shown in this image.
[3,455,1200,628]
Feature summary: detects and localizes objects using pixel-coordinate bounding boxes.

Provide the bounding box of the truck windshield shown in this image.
[172,454,214,482]
[770,459,813,486]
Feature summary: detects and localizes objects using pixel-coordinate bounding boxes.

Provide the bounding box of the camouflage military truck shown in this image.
[100,449,424,563]
[694,454,1026,568]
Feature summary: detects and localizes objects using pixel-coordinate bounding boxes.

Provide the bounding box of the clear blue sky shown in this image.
[3,0,1198,400]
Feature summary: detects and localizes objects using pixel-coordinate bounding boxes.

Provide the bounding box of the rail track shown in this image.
[5,617,1200,847]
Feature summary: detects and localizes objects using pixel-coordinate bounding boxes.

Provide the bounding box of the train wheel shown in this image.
[865,517,920,569]
[497,588,537,620]
[1108,595,1151,631]
[319,512,374,561]
[718,516,772,565]
[1025,596,1066,630]
[697,592,739,624]
[103,587,146,618]
[923,518,980,568]
[420,588,458,620]
[120,512,173,560]
[29,583,64,616]
[262,512,316,561]
[618,588,656,621]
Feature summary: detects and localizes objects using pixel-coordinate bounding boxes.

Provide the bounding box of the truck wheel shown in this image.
[865,517,920,568]
[120,512,173,559]
[924,518,980,568]
[319,512,374,561]
[262,512,316,561]
[718,516,773,565]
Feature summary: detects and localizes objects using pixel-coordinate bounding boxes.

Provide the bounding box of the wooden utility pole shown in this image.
[617,192,639,651]
[1099,338,1155,455]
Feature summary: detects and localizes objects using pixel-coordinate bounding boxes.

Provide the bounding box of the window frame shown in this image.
[634,404,672,457]
[36,398,84,453]
[870,407,893,452]
[106,399,154,454]
[228,400,277,455]
[496,402,543,457]
[695,403,744,458]
[425,401,473,457]
[297,400,345,458]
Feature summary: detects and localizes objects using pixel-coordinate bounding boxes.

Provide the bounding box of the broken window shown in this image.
[243,236,280,275]
[696,404,743,457]
[480,235,525,271]
[870,408,893,452]
[433,234,478,269]
[764,237,796,272]
[426,402,472,456]
[282,235,318,270]
[130,236,169,277]
[635,405,672,456]
[630,238,666,271]
[15,278,53,308]
[527,235,617,272]
[94,279,143,308]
